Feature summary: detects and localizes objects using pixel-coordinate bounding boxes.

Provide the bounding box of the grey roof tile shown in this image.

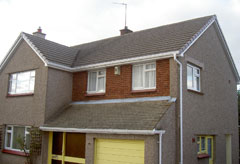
[44,101,172,130]
[71,16,213,67]
[23,16,213,68]
[23,33,78,67]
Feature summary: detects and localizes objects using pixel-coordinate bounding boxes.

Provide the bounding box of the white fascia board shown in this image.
[71,96,173,105]
[179,16,216,56]
[21,33,49,66]
[214,19,240,82]
[47,50,179,72]
[0,34,23,73]
[47,61,74,72]
[39,127,165,135]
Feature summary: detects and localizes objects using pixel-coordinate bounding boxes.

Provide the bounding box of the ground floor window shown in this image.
[48,132,86,164]
[4,125,30,152]
[197,135,214,164]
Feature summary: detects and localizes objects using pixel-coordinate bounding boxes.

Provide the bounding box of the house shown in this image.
[0,15,239,164]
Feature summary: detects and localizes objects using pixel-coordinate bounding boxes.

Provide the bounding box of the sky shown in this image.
[0,0,239,83]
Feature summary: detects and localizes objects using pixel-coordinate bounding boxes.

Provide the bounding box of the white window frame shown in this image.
[187,64,201,92]
[87,69,106,94]
[8,70,36,95]
[4,125,30,152]
[132,62,156,90]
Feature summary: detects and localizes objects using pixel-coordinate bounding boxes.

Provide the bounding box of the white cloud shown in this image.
[0,0,239,76]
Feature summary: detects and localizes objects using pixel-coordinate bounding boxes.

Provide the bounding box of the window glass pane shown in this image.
[98,70,105,76]
[88,72,97,92]
[52,160,62,164]
[208,138,212,157]
[11,74,17,80]
[10,80,16,93]
[6,133,11,147]
[30,71,35,77]
[29,78,35,91]
[25,134,30,150]
[133,65,143,88]
[196,77,200,91]
[146,63,155,69]
[52,132,63,155]
[193,76,200,91]
[187,66,193,88]
[12,127,25,150]
[18,72,30,81]
[16,80,29,93]
[194,68,199,76]
[97,77,105,92]
[65,133,86,158]
[7,126,12,130]
[145,70,155,88]
[201,137,205,151]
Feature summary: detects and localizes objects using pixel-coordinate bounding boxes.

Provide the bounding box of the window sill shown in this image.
[85,93,105,97]
[187,89,204,95]
[7,93,34,97]
[131,89,156,93]
[2,149,29,156]
[197,153,210,159]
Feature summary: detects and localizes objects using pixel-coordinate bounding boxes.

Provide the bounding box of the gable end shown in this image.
[0,33,48,74]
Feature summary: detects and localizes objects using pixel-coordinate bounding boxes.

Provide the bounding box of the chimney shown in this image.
[120,26,133,35]
[33,27,46,39]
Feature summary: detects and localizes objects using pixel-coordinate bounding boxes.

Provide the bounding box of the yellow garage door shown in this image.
[94,139,144,164]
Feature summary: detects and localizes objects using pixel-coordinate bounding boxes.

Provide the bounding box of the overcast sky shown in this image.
[0,0,239,79]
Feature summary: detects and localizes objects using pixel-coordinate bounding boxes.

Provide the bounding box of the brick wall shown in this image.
[72,59,170,101]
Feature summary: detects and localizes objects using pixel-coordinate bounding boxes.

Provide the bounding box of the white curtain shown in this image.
[145,70,155,88]
[133,65,143,88]
[98,77,105,92]
[88,72,97,91]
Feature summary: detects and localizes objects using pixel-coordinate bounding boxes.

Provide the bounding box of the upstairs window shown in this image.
[5,125,30,152]
[187,64,200,91]
[87,69,106,93]
[132,62,156,90]
[8,70,35,95]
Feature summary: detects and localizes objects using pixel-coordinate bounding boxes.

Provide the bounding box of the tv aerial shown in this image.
[113,2,128,28]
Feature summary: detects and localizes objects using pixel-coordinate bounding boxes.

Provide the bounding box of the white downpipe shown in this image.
[174,53,183,164]
[154,129,165,164]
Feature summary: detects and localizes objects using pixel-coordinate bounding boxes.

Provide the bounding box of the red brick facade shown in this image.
[72,59,170,101]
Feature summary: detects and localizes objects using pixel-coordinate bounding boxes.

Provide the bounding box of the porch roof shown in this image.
[43,100,173,131]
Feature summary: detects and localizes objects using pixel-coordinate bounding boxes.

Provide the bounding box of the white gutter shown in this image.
[173,53,183,164]
[153,129,166,164]
[47,51,179,72]
[39,126,165,135]
[71,96,173,105]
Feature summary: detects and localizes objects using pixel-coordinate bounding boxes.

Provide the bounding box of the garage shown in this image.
[94,139,145,164]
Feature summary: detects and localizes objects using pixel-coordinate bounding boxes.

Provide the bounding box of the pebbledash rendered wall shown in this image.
[181,24,239,164]
[0,40,48,164]
[0,40,73,164]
